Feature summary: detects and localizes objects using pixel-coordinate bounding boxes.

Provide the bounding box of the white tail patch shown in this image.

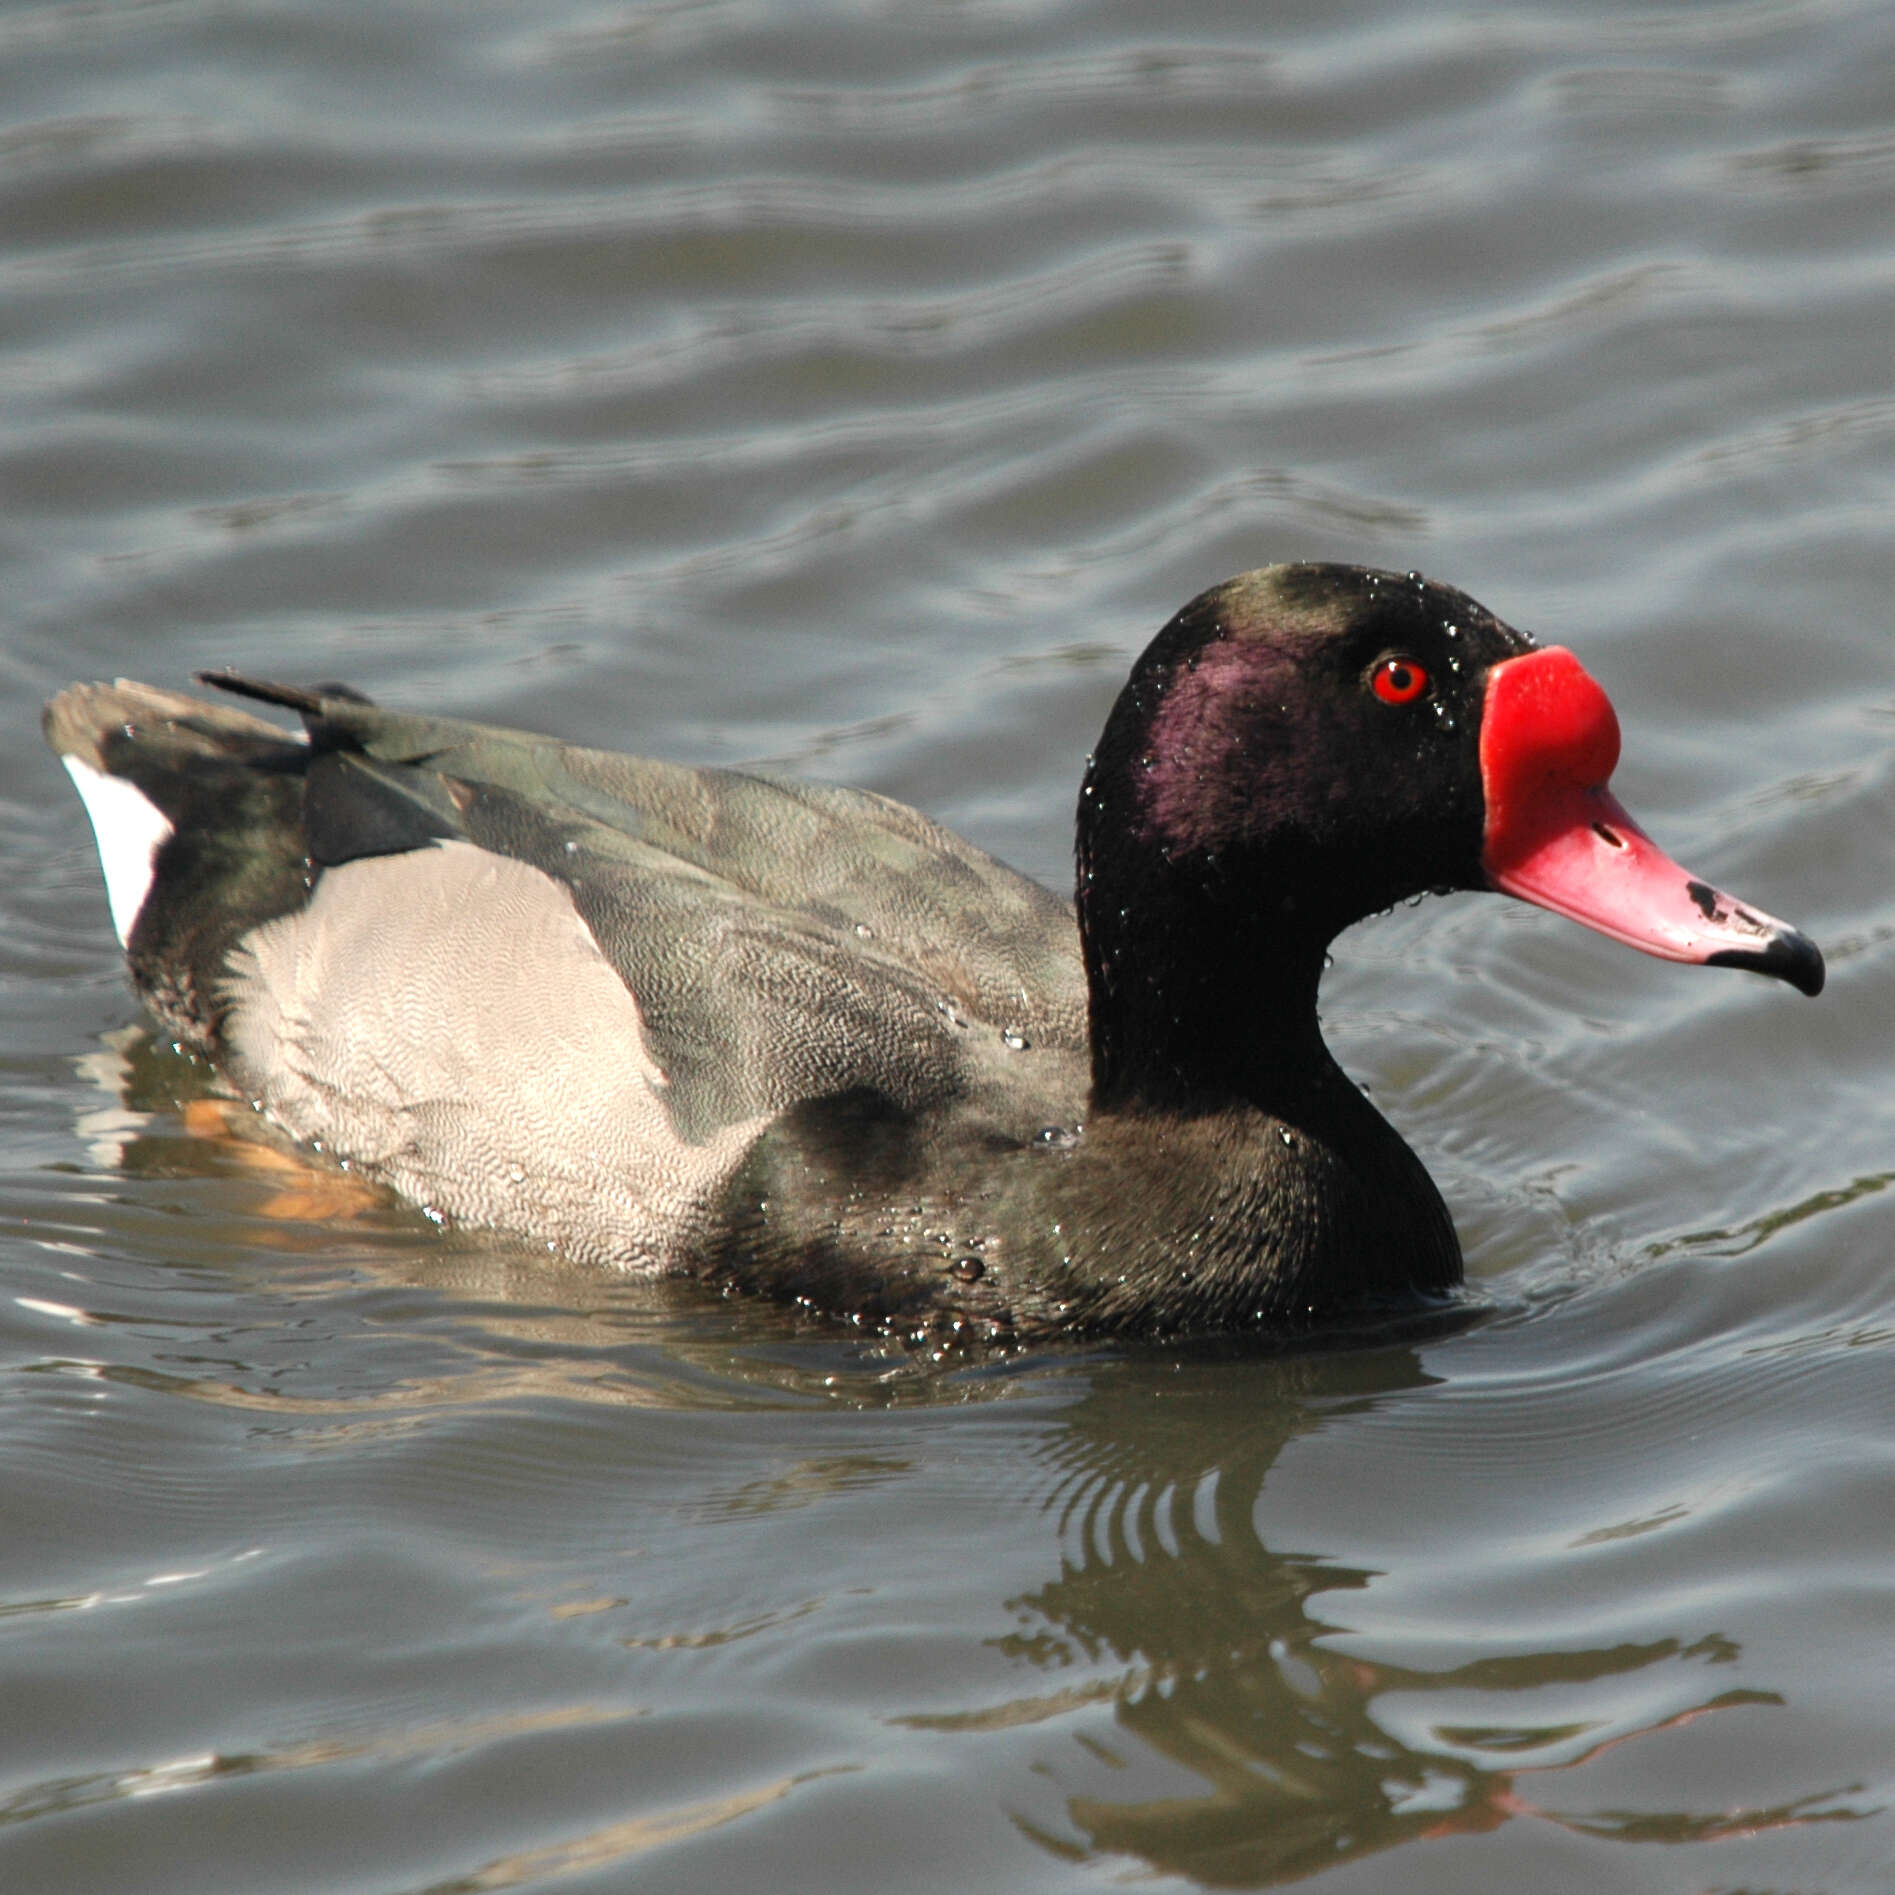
[62,756,174,948]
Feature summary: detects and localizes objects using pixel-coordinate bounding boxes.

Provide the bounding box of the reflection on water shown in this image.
[991,1360,1871,1884]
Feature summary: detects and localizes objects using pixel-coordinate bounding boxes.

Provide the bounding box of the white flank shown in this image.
[62,755,174,948]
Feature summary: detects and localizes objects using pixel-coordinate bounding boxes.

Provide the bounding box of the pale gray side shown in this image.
[220,840,767,1267]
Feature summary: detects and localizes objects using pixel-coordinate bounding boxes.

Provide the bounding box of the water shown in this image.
[4,1,1893,1888]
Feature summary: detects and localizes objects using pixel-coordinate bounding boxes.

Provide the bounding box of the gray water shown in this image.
[4,2,1893,1889]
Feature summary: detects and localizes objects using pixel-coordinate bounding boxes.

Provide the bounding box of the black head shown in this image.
[1086,564,1531,927]
[1076,564,1532,1102]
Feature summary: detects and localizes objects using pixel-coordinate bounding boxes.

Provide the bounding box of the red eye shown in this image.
[1371,656,1429,705]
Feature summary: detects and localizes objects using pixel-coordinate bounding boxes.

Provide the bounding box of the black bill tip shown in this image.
[1707,926,1826,998]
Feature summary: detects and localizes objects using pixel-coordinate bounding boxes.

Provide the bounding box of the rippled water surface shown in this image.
[5,1,1894,1889]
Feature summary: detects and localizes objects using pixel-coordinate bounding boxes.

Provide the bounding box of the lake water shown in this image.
[4,1,1893,1889]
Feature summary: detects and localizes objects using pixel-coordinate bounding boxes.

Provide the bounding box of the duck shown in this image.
[45,563,1822,1343]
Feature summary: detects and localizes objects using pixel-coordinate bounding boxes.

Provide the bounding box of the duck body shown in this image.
[46,565,1821,1341]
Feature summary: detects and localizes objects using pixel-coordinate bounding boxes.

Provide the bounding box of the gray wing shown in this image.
[304,696,1091,1137]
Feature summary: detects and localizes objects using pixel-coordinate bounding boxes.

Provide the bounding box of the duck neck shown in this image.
[1078,848,1350,1119]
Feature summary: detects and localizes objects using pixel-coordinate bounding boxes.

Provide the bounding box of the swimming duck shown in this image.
[46,563,1821,1341]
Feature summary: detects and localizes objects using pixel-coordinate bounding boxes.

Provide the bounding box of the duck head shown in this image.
[1077,562,1822,1107]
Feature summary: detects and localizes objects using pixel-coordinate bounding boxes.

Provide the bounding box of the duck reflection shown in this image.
[970,1353,1862,1885]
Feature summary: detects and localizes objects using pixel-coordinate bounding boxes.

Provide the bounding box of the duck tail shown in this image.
[194,669,378,719]
[44,679,317,1044]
